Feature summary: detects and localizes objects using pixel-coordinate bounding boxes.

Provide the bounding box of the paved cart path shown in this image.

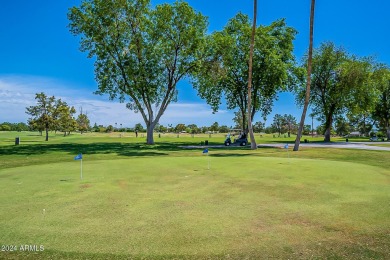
[182,142,390,151]
[259,142,390,151]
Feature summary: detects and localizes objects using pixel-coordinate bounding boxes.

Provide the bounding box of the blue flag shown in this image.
[202,148,208,154]
[74,153,83,160]
[284,144,289,149]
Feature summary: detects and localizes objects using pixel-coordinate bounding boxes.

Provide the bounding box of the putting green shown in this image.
[1,156,389,258]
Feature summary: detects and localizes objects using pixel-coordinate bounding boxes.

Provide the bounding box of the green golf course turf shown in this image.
[1,132,389,259]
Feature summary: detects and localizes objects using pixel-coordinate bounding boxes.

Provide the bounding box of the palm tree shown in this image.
[247,0,258,150]
[293,0,316,151]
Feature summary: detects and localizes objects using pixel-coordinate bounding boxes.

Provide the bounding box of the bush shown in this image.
[0,124,11,131]
[376,131,385,138]
[106,125,114,133]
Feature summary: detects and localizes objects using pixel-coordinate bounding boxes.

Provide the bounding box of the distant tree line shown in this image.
[89,121,266,135]
[0,122,29,131]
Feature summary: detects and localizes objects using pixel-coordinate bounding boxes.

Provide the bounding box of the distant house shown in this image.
[348,131,361,137]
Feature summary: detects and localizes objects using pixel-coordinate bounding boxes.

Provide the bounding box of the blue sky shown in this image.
[0,0,389,128]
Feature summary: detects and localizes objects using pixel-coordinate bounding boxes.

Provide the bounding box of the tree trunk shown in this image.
[324,127,331,142]
[387,124,390,140]
[45,128,49,141]
[247,0,257,150]
[293,0,316,151]
[324,115,333,142]
[146,123,156,145]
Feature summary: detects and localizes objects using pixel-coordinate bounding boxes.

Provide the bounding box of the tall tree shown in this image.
[294,0,316,151]
[174,123,186,133]
[372,66,390,139]
[192,14,296,136]
[346,61,380,137]
[187,124,199,134]
[58,104,77,136]
[69,0,208,144]
[347,112,374,136]
[76,108,91,134]
[26,93,56,141]
[283,114,297,137]
[233,111,244,130]
[134,123,144,132]
[247,0,258,149]
[334,116,350,136]
[295,43,373,142]
[209,122,219,132]
[253,121,265,133]
[271,114,284,136]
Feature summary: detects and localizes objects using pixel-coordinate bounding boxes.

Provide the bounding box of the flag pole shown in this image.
[284,144,290,162]
[74,153,83,179]
[202,148,210,170]
[286,145,290,163]
[208,153,210,170]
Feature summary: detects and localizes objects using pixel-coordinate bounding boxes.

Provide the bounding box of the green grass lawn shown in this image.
[367,143,390,147]
[0,131,389,259]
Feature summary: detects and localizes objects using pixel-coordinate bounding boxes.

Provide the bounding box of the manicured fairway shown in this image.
[1,155,389,259]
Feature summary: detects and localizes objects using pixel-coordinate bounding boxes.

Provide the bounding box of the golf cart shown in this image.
[224,130,248,146]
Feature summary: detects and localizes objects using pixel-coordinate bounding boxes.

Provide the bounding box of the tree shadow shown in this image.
[0,141,201,157]
[267,140,327,144]
[210,153,255,157]
[0,139,280,158]
[256,145,280,149]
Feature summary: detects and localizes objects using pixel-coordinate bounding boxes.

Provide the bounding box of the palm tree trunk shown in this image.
[293,0,316,151]
[247,0,257,150]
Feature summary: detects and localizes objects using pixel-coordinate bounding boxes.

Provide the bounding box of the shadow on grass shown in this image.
[256,145,281,149]
[266,140,339,144]
[0,139,278,158]
[210,153,255,157]
[4,140,42,143]
[0,141,208,157]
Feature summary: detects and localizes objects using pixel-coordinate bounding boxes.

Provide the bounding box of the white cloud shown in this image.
[0,74,318,128]
[0,75,232,127]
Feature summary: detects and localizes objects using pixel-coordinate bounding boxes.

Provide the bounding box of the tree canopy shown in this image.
[26,93,57,141]
[372,65,390,139]
[76,109,91,134]
[192,13,296,134]
[295,42,375,142]
[68,0,208,144]
[26,93,78,140]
